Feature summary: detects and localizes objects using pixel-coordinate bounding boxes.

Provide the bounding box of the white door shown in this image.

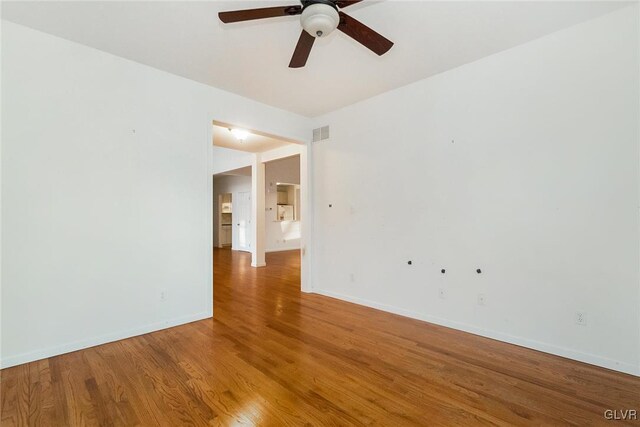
[234,191,251,252]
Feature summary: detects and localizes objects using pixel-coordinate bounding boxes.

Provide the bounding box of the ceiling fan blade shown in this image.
[335,0,363,8]
[219,5,302,23]
[337,11,393,56]
[289,30,315,68]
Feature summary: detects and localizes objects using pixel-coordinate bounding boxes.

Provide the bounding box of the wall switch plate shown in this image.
[160,291,167,302]
[438,288,446,299]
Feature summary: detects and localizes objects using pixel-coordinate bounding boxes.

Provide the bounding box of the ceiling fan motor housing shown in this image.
[301,2,339,38]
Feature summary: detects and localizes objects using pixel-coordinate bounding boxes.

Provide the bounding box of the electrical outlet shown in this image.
[477,293,486,306]
[575,312,587,326]
[438,288,446,299]
[160,291,167,302]
[349,273,355,283]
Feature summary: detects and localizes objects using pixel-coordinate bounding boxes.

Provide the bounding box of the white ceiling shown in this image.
[213,124,292,152]
[1,1,630,117]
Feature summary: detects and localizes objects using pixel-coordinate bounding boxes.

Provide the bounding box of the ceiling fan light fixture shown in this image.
[301,3,339,38]
[218,1,393,68]
[230,128,250,141]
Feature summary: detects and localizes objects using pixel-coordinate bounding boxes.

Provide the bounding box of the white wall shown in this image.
[0,21,311,368]
[310,7,640,375]
[265,155,301,252]
[4,7,638,376]
[212,145,252,175]
[212,174,251,249]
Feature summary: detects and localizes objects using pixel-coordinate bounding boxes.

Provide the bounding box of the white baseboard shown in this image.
[312,288,639,377]
[0,312,212,369]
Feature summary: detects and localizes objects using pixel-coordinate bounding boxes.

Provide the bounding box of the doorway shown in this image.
[212,167,252,253]
[210,120,310,295]
[217,193,232,248]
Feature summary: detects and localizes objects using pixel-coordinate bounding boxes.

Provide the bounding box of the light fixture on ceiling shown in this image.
[300,3,339,38]
[229,128,250,142]
[218,1,393,69]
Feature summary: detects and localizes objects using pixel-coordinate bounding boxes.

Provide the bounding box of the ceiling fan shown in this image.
[218,0,393,68]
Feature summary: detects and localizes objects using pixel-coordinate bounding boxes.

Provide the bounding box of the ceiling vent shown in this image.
[312,125,330,142]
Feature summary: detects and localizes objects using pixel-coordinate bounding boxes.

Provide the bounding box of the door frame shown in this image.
[208,120,313,308]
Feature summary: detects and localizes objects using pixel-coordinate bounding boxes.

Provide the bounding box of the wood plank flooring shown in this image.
[2,248,639,425]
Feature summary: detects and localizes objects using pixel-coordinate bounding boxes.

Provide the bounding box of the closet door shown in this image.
[234,191,251,251]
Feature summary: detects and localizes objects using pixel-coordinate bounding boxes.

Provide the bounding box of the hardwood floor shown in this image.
[2,248,639,425]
